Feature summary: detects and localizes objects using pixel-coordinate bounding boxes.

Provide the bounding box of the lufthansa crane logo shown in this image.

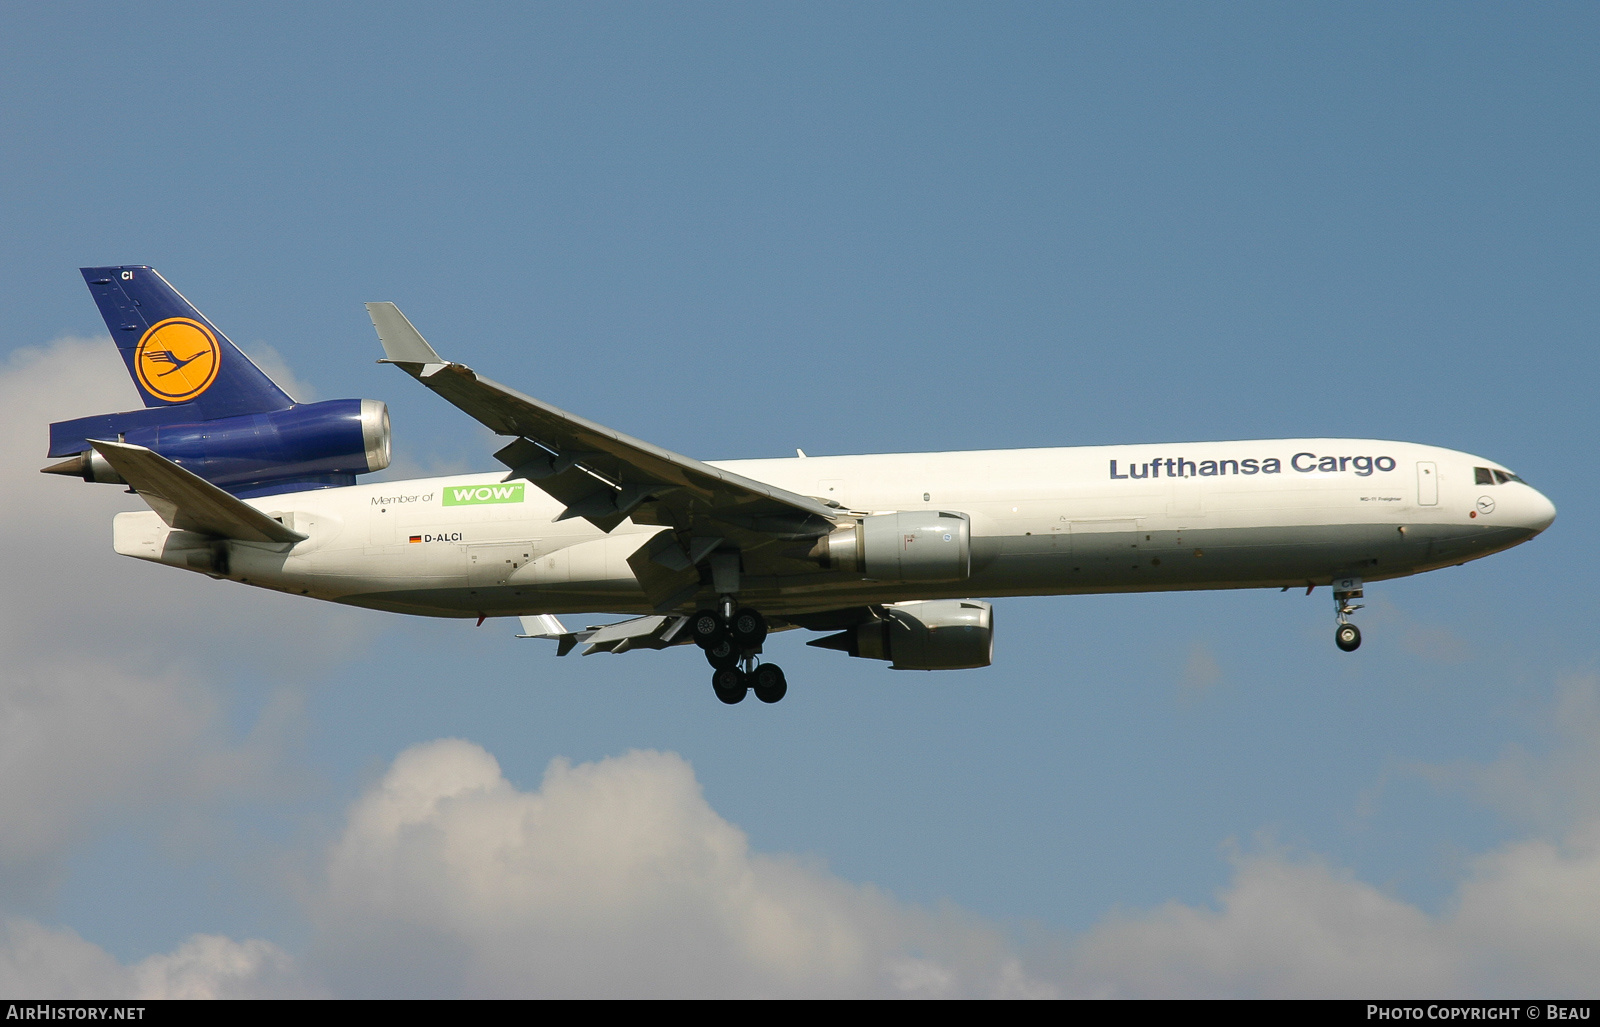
[134,318,221,403]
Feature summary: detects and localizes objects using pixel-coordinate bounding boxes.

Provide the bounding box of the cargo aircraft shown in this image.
[45,267,1556,704]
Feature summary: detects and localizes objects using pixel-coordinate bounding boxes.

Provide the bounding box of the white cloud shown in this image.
[1063,826,1600,998]
[9,716,1600,999]
[0,920,126,1000]
[0,919,315,999]
[128,933,312,999]
[1067,843,1456,997]
[1448,825,1600,995]
[1065,677,1600,998]
[306,723,1598,998]
[1428,674,1600,833]
[310,740,1059,998]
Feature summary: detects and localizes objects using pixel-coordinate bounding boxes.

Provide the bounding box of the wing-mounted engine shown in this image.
[809,511,971,581]
[45,398,391,498]
[809,599,993,670]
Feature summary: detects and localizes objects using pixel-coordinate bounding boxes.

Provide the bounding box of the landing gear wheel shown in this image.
[712,667,748,704]
[704,639,740,670]
[1335,623,1362,652]
[692,608,726,648]
[752,663,787,703]
[730,607,768,648]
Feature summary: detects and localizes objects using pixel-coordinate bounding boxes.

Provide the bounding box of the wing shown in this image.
[367,303,841,608]
[88,440,306,544]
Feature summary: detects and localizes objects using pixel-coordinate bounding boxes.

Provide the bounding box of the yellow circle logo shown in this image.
[134,318,221,403]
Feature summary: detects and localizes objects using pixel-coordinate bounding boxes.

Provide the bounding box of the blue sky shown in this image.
[1,2,1596,997]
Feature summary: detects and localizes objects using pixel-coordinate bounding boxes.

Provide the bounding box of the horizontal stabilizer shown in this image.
[88,440,306,544]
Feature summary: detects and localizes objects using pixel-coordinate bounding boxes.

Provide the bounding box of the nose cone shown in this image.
[1525,488,1557,535]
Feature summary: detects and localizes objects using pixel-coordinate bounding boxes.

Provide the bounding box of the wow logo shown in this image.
[443,483,526,506]
[134,318,221,403]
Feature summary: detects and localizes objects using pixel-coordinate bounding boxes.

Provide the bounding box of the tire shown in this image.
[712,668,748,704]
[752,663,787,704]
[704,638,739,670]
[691,608,725,648]
[730,607,768,647]
[1335,623,1362,652]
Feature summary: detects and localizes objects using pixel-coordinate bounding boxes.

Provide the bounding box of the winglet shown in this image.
[366,302,444,366]
[88,440,306,544]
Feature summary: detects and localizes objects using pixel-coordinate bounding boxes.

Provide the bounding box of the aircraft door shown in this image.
[1417,461,1439,506]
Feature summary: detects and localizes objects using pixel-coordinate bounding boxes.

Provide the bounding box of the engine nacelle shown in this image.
[813,599,993,670]
[48,398,390,496]
[811,511,971,581]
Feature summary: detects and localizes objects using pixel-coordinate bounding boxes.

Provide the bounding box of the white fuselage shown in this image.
[111,439,1556,619]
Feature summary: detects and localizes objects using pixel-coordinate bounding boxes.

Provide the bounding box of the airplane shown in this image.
[44,266,1557,704]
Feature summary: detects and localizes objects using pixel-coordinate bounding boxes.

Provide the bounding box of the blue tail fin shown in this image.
[80,266,294,419]
[52,267,391,498]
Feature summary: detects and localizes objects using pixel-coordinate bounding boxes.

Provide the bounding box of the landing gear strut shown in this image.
[696,600,785,703]
[1333,575,1363,652]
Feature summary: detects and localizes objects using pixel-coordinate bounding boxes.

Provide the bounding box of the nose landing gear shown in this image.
[1333,576,1364,652]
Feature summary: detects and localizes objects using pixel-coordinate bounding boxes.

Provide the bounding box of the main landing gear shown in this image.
[1333,576,1364,652]
[695,604,786,703]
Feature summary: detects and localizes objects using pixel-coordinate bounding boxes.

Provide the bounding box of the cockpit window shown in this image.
[1475,467,1494,485]
[1493,469,1527,486]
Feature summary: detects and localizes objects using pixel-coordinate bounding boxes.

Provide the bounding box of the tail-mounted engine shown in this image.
[44,398,391,498]
[809,599,993,670]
